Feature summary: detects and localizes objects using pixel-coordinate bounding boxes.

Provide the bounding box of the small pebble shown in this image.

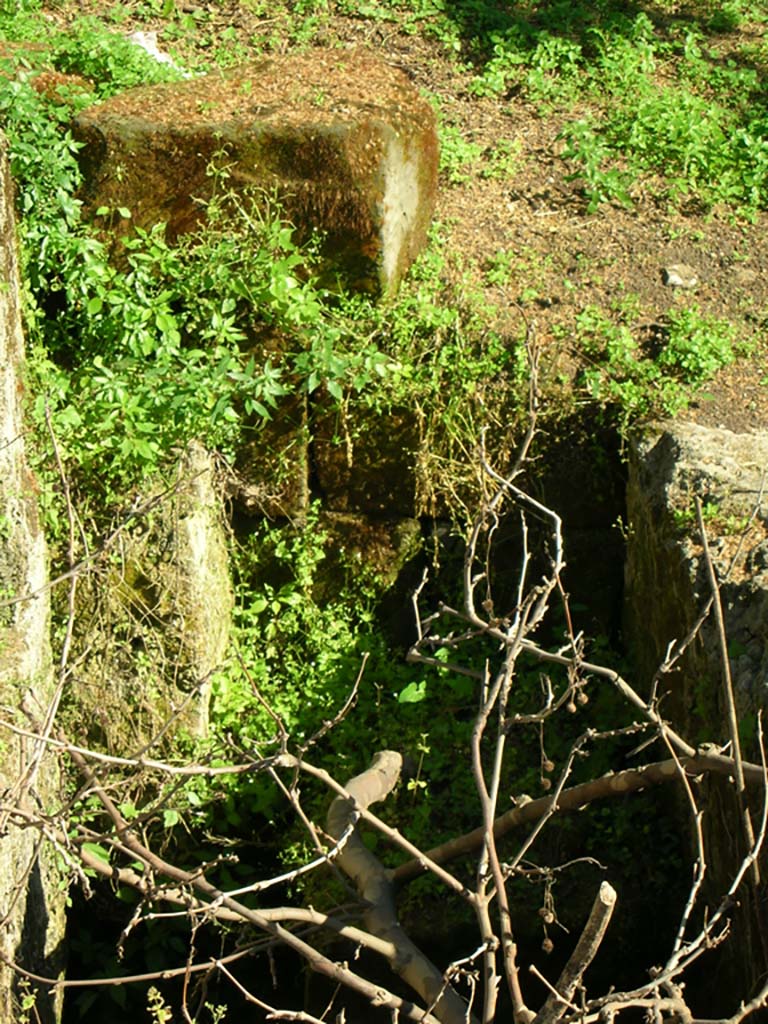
[662,263,699,288]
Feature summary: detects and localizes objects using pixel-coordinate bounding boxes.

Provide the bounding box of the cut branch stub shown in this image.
[533,881,617,1024]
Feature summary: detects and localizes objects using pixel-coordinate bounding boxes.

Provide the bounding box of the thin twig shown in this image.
[695,496,759,886]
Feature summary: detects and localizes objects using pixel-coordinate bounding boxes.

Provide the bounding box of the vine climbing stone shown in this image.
[73,50,439,296]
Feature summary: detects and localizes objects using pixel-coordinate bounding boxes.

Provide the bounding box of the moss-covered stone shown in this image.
[71,445,233,749]
[625,421,768,728]
[319,513,422,590]
[313,402,422,517]
[73,50,438,296]
[0,132,65,1023]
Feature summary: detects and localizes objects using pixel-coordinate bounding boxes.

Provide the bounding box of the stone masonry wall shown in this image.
[0,132,66,1023]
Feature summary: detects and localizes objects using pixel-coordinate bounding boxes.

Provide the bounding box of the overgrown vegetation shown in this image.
[0,42,521,518]
[557,300,742,429]
[1,0,761,516]
[0,0,766,1019]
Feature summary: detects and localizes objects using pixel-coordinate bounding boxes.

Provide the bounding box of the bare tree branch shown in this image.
[532,881,617,1024]
[695,497,759,886]
[393,751,767,885]
[327,751,478,1024]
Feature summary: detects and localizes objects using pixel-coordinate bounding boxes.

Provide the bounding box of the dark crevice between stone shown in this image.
[15,858,64,1024]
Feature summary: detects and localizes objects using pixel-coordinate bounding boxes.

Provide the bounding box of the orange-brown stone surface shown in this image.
[73,50,438,295]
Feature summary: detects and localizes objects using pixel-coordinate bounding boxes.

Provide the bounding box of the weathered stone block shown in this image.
[313,403,421,517]
[320,513,422,590]
[73,50,438,295]
[624,419,768,1008]
[73,444,233,748]
[625,420,768,723]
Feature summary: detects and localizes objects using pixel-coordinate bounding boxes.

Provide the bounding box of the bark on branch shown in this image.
[66,745,442,1024]
[533,881,617,1024]
[393,753,767,885]
[327,750,479,1024]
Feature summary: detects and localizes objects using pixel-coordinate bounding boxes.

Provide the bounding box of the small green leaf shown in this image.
[327,379,344,401]
[82,842,111,866]
[398,681,428,704]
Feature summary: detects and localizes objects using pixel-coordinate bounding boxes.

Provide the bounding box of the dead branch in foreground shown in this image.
[2,409,768,1022]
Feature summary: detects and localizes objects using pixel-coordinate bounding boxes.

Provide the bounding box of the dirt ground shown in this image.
[41,0,768,434]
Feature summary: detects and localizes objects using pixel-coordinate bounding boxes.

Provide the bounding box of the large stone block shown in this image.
[625,420,768,723]
[624,419,768,1009]
[73,50,438,295]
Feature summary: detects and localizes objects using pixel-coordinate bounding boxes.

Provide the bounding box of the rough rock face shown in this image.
[314,403,421,517]
[626,421,768,722]
[0,133,65,1023]
[72,445,233,749]
[625,419,768,1007]
[73,50,438,296]
[171,443,234,735]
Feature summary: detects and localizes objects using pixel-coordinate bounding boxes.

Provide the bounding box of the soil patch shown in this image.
[38,1,768,436]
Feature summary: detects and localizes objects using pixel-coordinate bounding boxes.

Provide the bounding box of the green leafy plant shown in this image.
[147,987,173,1024]
[672,498,748,535]
[438,122,485,185]
[659,305,739,383]
[566,303,740,429]
[0,70,399,510]
[559,120,634,213]
[50,19,185,92]
[0,0,40,16]
[15,979,38,1024]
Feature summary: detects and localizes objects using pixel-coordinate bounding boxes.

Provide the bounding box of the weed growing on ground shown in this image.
[659,306,740,383]
[439,122,485,185]
[565,303,741,428]
[460,2,768,215]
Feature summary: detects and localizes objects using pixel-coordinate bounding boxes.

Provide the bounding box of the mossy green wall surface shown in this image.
[0,132,65,1024]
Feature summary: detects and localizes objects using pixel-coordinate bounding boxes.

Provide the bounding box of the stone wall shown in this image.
[0,132,65,1023]
[625,420,768,1010]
